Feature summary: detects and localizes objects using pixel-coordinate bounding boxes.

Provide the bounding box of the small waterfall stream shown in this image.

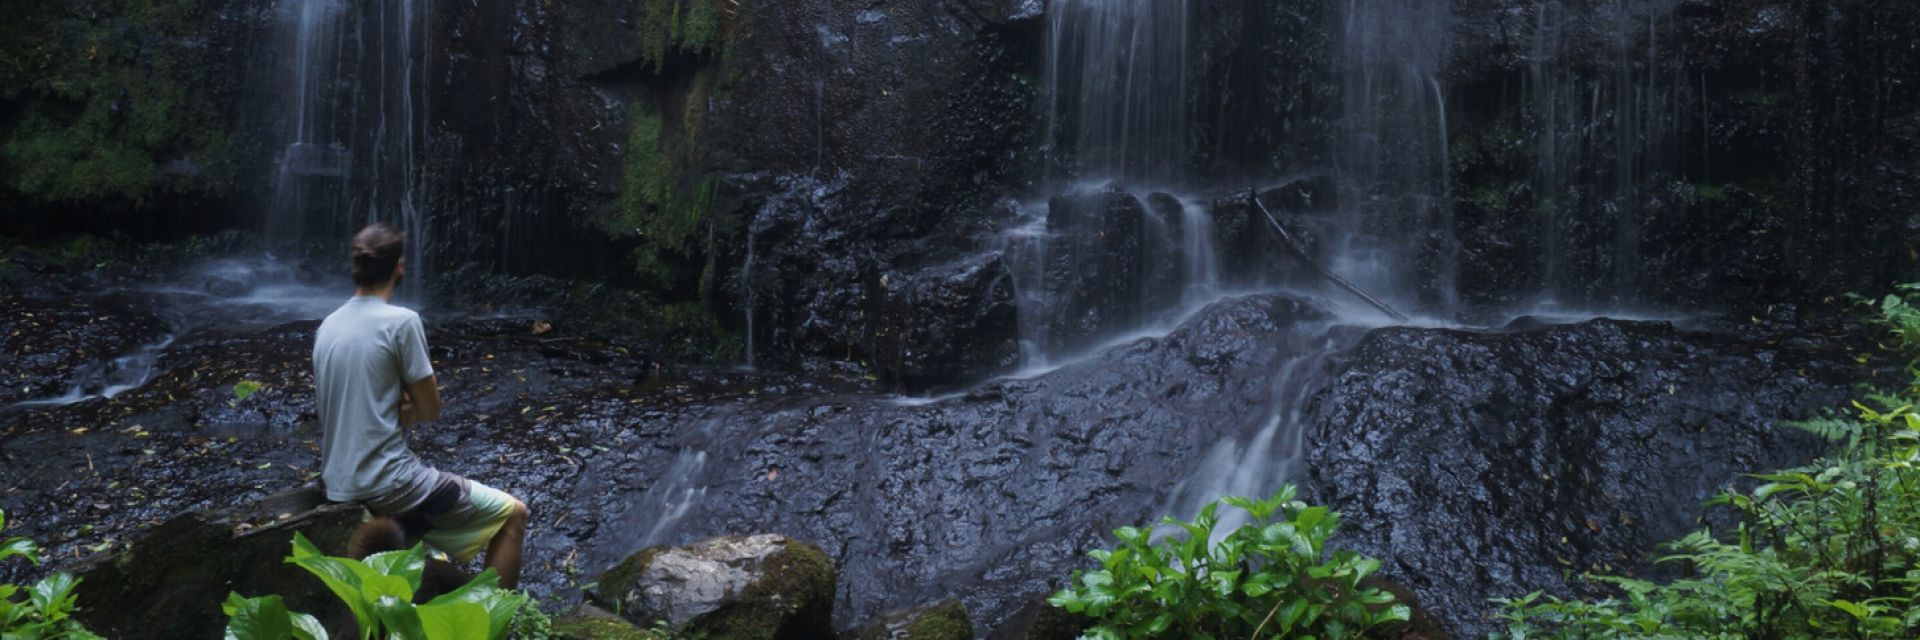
[262,0,435,292]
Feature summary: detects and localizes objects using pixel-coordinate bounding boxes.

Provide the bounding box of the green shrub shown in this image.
[1496,285,1920,638]
[0,509,103,640]
[1048,486,1408,639]
[223,533,529,640]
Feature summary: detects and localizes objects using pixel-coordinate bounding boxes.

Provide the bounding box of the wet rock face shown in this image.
[1306,317,1862,638]
[716,0,1043,371]
[1039,186,1151,355]
[590,534,835,640]
[870,252,1021,391]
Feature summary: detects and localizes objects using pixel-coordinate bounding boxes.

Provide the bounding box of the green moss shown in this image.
[637,0,727,71]
[687,539,833,640]
[610,94,718,290]
[1692,182,1732,203]
[900,601,972,640]
[0,0,234,206]
[589,547,662,609]
[553,616,663,640]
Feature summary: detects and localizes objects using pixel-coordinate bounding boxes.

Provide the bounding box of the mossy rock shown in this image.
[588,534,835,640]
[67,486,364,640]
[850,599,973,640]
[985,594,1089,640]
[553,604,664,640]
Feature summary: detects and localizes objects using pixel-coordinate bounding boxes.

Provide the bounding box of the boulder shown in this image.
[1306,317,1863,638]
[871,252,1021,390]
[67,486,364,640]
[589,534,836,640]
[984,596,1088,640]
[850,599,974,640]
[553,604,662,640]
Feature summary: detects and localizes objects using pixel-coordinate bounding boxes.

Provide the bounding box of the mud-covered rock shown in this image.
[851,599,973,640]
[589,534,836,640]
[1306,317,1864,638]
[66,487,362,640]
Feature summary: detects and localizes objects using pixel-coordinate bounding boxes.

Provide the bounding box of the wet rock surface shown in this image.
[0,273,1871,635]
[66,487,362,639]
[1307,316,1866,638]
[589,534,835,639]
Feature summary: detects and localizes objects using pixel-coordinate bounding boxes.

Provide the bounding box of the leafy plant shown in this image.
[1049,486,1409,639]
[223,533,528,640]
[1,509,104,640]
[1496,285,1920,638]
[232,380,264,405]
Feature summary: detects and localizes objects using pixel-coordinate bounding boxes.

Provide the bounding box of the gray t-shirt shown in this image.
[312,295,436,507]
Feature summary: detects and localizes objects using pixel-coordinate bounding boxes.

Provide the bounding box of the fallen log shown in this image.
[1249,189,1411,323]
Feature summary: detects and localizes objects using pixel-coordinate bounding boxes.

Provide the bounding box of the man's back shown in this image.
[313,295,434,504]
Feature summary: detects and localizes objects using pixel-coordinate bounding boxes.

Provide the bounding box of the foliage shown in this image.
[1496,284,1920,638]
[1048,486,1409,639]
[223,533,529,640]
[505,601,553,640]
[232,380,265,405]
[0,0,234,205]
[611,93,720,292]
[636,0,727,70]
[0,510,104,640]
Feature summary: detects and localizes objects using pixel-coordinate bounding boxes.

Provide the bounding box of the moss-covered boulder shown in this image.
[588,534,835,640]
[850,599,973,640]
[553,604,664,640]
[67,486,363,640]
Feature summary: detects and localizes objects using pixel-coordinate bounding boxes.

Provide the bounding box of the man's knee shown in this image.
[508,498,529,525]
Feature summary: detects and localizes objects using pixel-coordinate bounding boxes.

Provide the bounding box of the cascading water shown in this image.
[1005,0,1217,372]
[1525,0,1688,308]
[1333,0,1458,313]
[262,0,434,293]
[1040,0,1191,183]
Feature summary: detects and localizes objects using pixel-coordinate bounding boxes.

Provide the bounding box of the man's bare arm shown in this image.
[402,375,443,426]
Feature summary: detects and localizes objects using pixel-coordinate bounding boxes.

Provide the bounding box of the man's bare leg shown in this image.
[485,500,529,589]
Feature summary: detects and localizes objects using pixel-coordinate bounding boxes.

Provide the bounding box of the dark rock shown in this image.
[870,252,1021,391]
[850,599,973,640]
[1038,185,1150,355]
[984,596,1088,640]
[67,487,363,640]
[1306,318,1861,638]
[589,534,836,640]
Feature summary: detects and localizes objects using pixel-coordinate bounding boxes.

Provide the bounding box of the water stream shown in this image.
[262,0,435,295]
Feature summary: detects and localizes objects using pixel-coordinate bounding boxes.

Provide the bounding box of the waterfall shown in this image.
[1524,0,1686,308]
[262,0,434,293]
[1041,0,1191,184]
[1333,0,1456,313]
[1006,0,1218,370]
[1158,326,1358,539]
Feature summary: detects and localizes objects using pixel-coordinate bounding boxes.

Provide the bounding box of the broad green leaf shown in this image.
[364,544,427,592]
[222,593,293,640]
[0,537,40,565]
[288,532,375,639]
[371,594,429,640]
[417,602,491,640]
